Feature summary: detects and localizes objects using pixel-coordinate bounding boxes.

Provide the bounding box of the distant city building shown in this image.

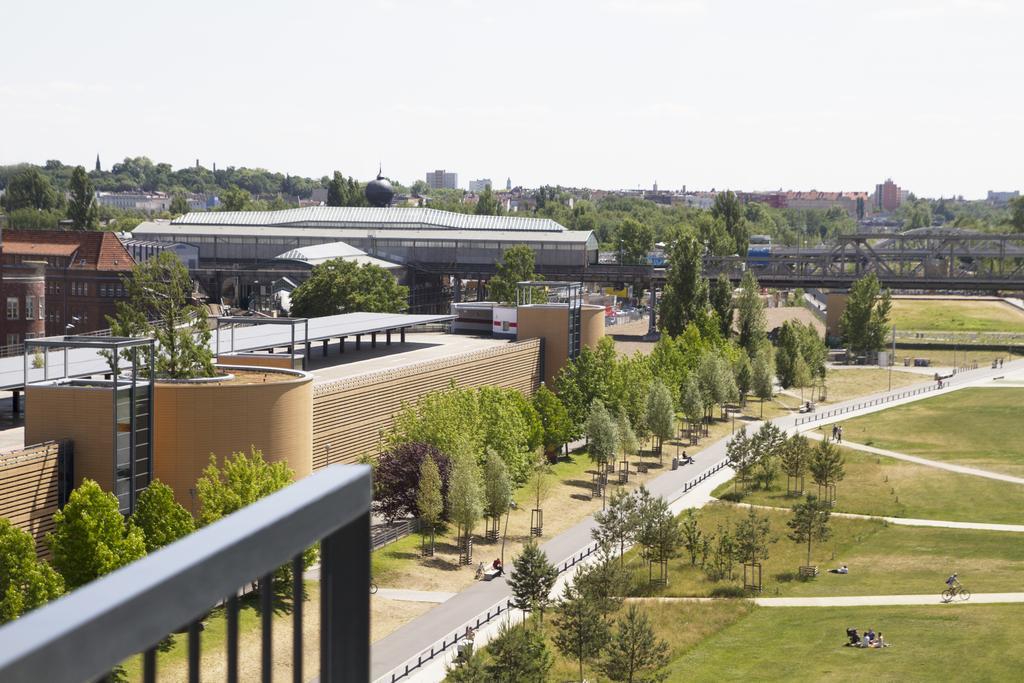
[468,179,492,193]
[96,192,172,213]
[425,170,458,190]
[874,179,902,213]
[506,177,512,191]
[309,188,329,204]
[987,190,1019,205]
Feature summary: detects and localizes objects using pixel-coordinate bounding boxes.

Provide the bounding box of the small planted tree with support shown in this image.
[616,409,638,484]
[781,433,811,496]
[640,498,684,587]
[787,494,831,577]
[527,453,553,537]
[646,379,675,465]
[592,488,639,568]
[586,400,618,500]
[416,456,444,557]
[680,375,704,445]
[809,438,845,506]
[751,422,786,490]
[508,540,558,624]
[735,506,773,592]
[726,429,752,494]
[752,343,775,418]
[448,452,482,565]
[482,452,512,543]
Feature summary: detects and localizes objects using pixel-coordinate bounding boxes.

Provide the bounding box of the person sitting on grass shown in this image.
[874,632,888,648]
[846,628,859,646]
[866,627,876,644]
[860,630,871,648]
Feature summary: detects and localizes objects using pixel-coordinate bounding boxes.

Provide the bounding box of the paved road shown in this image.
[375,589,456,604]
[628,593,1024,607]
[734,502,1024,533]
[371,359,1024,682]
[804,432,1024,485]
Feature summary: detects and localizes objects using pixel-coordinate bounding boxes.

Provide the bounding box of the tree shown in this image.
[1,167,59,211]
[708,273,734,338]
[48,479,147,590]
[586,400,619,473]
[599,604,670,683]
[107,251,215,379]
[750,422,786,490]
[553,582,610,683]
[1011,195,1024,233]
[416,455,444,555]
[751,343,775,418]
[659,233,707,337]
[474,185,500,215]
[706,523,737,581]
[712,190,748,255]
[734,506,773,568]
[787,495,832,567]
[507,539,558,623]
[373,443,450,523]
[592,488,639,566]
[485,621,553,681]
[488,244,537,304]
[446,646,487,682]
[0,519,64,623]
[809,438,845,502]
[482,452,512,542]
[618,217,655,265]
[448,451,483,560]
[477,386,542,484]
[839,273,892,359]
[533,384,572,461]
[679,374,703,439]
[195,447,294,526]
[616,408,639,464]
[573,549,628,615]
[734,353,752,406]
[169,192,190,215]
[774,321,802,388]
[219,184,251,211]
[556,337,618,433]
[130,480,195,552]
[645,379,675,456]
[780,434,811,495]
[289,259,408,318]
[680,509,704,566]
[735,270,766,356]
[67,165,98,229]
[791,355,812,401]
[326,171,366,207]
[726,429,753,491]
[636,494,684,585]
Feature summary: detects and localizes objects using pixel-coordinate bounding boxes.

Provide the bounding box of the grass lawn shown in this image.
[839,388,1024,477]
[890,298,1024,333]
[712,446,1024,524]
[893,346,1023,368]
[673,603,1024,682]
[819,368,923,404]
[624,502,1024,598]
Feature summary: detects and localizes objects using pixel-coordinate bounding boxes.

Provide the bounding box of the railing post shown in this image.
[321,510,370,682]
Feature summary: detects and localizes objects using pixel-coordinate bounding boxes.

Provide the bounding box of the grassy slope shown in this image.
[839,388,1024,477]
[625,502,1024,598]
[890,298,1024,333]
[820,368,923,404]
[713,445,1024,524]
[674,603,1024,682]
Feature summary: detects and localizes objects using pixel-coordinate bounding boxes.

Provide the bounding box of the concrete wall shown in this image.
[517,304,605,387]
[152,367,313,510]
[312,339,542,467]
[825,292,848,339]
[0,442,64,555]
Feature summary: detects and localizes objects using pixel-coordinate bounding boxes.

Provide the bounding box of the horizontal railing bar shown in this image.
[0,465,371,683]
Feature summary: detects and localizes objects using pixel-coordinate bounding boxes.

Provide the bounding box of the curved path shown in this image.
[733,501,1024,533]
[627,593,1024,607]
[803,432,1024,486]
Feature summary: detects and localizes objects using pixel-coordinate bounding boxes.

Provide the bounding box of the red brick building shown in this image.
[0,230,135,341]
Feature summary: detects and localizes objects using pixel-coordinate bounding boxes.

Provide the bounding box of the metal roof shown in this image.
[172,206,566,233]
[275,242,403,270]
[1,312,454,391]
[134,223,597,245]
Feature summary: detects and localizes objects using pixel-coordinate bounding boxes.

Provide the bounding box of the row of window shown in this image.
[44,281,126,298]
[6,297,44,321]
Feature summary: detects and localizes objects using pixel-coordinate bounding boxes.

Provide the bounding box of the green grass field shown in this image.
[671,603,1024,682]
[624,502,1024,598]
[890,298,1024,333]
[713,446,1024,524]
[839,388,1024,477]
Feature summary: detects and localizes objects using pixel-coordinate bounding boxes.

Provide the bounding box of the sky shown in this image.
[2,0,1021,199]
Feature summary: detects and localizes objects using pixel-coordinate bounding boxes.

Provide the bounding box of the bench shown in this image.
[483,568,501,581]
[798,565,819,578]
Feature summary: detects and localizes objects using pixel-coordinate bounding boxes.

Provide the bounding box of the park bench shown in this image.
[482,568,501,581]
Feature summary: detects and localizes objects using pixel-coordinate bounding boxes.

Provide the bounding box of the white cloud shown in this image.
[602,0,707,17]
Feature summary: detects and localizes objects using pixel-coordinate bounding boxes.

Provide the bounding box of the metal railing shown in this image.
[372,518,420,551]
[0,465,371,683]
[793,383,942,427]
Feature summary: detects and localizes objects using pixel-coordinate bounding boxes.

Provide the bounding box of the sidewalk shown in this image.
[733,502,1024,533]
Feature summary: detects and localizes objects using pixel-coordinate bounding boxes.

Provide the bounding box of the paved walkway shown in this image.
[628,593,1024,607]
[804,432,1024,486]
[733,502,1024,533]
[372,359,1024,682]
[375,589,456,604]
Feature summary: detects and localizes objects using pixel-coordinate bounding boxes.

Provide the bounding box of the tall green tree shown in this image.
[482,452,512,540]
[533,384,572,460]
[787,495,832,567]
[553,581,610,683]
[735,270,766,356]
[326,171,366,207]
[0,519,64,622]
[416,455,444,555]
[618,217,655,265]
[734,353,752,406]
[290,259,408,318]
[586,400,619,472]
[1010,195,1024,233]
[781,434,811,495]
[474,185,500,215]
[616,408,639,461]
[751,343,775,417]
[195,447,294,526]
[645,379,675,454]
[679,374,704,436]
[708,273,734,338]
[712,190,748,255]
[839,273,892,358]
[592,488,639,566]
[448,451,483,558]
[67,165,98,229]
[107,251,215,379]
[734,506,773,568]
[169,192,190,215]
[599,605,670,683]
[219,184,251,211]
[48,480,147,590]
[556,337,618,432]
[659,233,707,337]
[130,480,195,552]
[508,539,558,623]
[488,244,537,304]
[809,438,845,501]
[0,167,59,211]
[485,621,553,681]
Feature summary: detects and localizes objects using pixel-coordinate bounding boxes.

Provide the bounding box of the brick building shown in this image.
[0,230,136,341]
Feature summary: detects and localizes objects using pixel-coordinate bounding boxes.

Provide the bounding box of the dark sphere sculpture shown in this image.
[365,172,395,207]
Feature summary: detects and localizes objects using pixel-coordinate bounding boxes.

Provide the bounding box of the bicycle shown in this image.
[941,584,970,602]
[370,580,378,595]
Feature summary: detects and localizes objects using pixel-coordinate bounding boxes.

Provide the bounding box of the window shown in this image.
[6,334,18,347]
[6,297,18,320]
[38,299,44,320]
[25,296,34,320]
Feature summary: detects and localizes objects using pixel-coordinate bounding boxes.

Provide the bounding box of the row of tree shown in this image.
[727,425,846,500]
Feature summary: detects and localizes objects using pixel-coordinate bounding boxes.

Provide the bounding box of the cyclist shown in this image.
[945,572,960,594]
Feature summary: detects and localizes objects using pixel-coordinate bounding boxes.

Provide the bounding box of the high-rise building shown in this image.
[468,178,492,193]
[874,178,902,213]
[987,190,1019,205]
[425,170,458,190]
[506,177,512,191]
